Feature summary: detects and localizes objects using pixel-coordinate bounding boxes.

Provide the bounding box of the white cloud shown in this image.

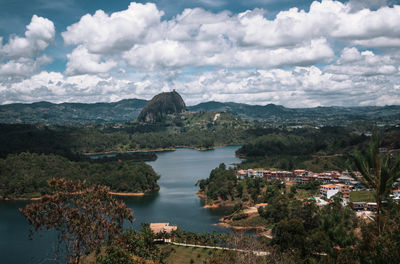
[123,40,192,70]
[0,55,52,78]
[65,45,117,75]
[326,47,399,76]
[61,1,400,75]
[1,15,55,58]
[62,2,164,54]
[0,15,55,81]
[2,1,400,107]
[352,37,400,48]
[1,62,400,107]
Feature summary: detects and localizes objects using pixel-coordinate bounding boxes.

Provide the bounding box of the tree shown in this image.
[353,131,400,235]
[20,178,133,264]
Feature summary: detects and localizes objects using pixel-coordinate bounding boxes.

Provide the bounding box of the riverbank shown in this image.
[0,189,158,201]
[196,192,238,209]
[197,192,269,231]
[215,214,269,231]
[83,144,242,156]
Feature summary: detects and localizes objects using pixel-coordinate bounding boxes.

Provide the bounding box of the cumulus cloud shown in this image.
[2,62,399,107]
[65,45,117,75]
[0,55,52,78]
[62,2,164,54]
[0,15,55,58]
[2,1,400,107]
[325,47,399,76]
[0,15,55,80]
[60,1,400,75]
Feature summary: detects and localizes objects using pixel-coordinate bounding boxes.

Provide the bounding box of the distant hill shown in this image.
[0,98,399,125]
[0,99,148,125]
[137,91,186,123]
[188,102,400,125]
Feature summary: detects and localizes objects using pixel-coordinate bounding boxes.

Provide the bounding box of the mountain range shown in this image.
[0,99,399,125]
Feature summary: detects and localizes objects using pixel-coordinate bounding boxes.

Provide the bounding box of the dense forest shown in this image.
[197,163,276,206]
[236,126,378,172]
[0,152,160,198]
[0,112,251,157]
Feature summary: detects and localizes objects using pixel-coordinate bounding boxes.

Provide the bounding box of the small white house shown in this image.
[390,190,400,199]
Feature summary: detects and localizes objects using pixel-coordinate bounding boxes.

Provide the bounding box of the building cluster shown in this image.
[236,168,365,204]
[237,169,360,187]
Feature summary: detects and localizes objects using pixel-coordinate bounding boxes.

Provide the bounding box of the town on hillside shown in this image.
[236,168,400,211]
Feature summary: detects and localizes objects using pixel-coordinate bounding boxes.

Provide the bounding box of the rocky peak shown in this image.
[137,91,186,123]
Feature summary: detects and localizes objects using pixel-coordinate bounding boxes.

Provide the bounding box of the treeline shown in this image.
[0,152,160,198]
[238,126,367,157]
[197,163,268,205]
[0,112,250,158]
[236,126,372,172]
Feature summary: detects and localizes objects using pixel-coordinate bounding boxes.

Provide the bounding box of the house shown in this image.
[320,184,339,199]
[390,190,400,199]
[247,169,255,177]
[255,203,268,209]
[351,202,366,211]
[336,184,350,199]
[236,169,247,179]
[294,170,307,177]
[338,175,352,185]
[150,223,178,234]
[263,170,294,181]
[255,169,264,178]
[366,202,378,211]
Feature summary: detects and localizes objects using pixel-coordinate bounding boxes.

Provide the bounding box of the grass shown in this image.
[294,189,315,200]
[350,190,375,202]
[159,244,216,264]
[231,215,269,227]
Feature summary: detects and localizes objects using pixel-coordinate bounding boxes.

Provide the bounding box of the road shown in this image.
[167,241,269,256]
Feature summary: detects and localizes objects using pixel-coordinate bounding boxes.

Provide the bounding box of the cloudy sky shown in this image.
[0,0,399,107]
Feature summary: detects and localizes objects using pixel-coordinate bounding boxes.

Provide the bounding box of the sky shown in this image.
[0,0,400,107]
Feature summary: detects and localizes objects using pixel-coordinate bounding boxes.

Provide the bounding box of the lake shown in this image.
[0,146,241,263]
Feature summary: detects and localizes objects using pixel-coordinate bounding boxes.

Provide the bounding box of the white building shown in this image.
[320,184,339,199]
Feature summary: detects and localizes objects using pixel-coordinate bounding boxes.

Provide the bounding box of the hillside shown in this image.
[0,98,399,125]
[0,99,148,125]
[188,102,400,125]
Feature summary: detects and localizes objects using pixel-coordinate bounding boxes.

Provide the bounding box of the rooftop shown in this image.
[321,184,338,188]
[150,223,178,234]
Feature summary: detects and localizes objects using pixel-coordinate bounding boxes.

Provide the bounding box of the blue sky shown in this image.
[0,0,399,106]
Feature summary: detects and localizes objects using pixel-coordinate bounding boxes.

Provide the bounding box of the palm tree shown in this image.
[353,131,400,235]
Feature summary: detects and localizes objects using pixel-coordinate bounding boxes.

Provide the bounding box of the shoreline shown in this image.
[196,192,267,231]
[82,144,242,156]
[1,190,154,201]
[214,221,266,231]
[196,192,237,209]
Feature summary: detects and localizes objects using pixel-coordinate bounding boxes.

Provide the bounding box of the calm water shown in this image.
[0,146,241,263]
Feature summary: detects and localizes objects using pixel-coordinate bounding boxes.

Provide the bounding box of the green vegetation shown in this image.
[2,98,400,126]
[350,190,375,202]
[158,245,215,264]
[237,126,368,172]
[20,179,134,264]
[230,216,269,227]
[197,163,271,206]
[354,130,400,235]
[0,112,251,157]
[0,152,159,198]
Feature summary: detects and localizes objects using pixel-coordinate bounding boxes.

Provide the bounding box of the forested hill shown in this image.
[0,98,400,125]
[189,101,400,125]
[0,99,148,125]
